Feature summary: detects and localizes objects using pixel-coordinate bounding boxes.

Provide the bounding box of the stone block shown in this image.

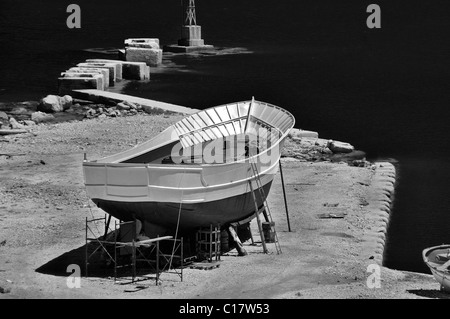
[125,47,162,66]
[77,62,120,84]
[58,75,103,95]
[67,67,110,88]
[289,128,319,139]
[62,72,105,91]
[125,38,160,49]
[86,59,150,81]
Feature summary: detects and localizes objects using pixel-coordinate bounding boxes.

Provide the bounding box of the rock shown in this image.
[327,140,355,154]
[8,107,29,115]
[117,102,131,111]
[38,95,73,113]
[122,100,139,110]
[31,111,55,123]
[85,108,96,118]
[330,150,366,163]
[0,111,8,120]
[142,105,159,114]
[22,120,36,126]
[352,160,369,167]
[108,110,121,117]
[98,114,107,119]
[9,117,26,129]
[0,286,11,294]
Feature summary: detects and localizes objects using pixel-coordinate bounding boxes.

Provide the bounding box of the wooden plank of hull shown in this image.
[92,180,273,233]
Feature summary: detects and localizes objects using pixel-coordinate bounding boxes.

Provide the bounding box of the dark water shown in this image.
[1,0,450,273]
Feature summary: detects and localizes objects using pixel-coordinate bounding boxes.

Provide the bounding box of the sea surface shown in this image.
[1,0,449,273]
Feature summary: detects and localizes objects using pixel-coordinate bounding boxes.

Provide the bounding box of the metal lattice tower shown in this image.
[183,0,197,26]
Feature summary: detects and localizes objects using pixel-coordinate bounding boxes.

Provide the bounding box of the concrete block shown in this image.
[58,75,103,95]
[61,72,105,91]
[176,25,208,47]
[289,128,319,139]
[164,25,213,53]
[66,68,110,88]
[77,62,120,84]
[86,59,150,81]
[125,47,162,66]
[125,38,160,49]
[178,39,205,46]
[118,49,126,60]
[181,25,202,40]
[164,44,215,53]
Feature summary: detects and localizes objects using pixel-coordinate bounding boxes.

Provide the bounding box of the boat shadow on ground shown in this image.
[407,289,450,299]
[34,242,166,280]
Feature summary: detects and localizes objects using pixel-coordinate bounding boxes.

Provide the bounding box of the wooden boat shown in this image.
[422,244,450,293]
[83,98,295,236]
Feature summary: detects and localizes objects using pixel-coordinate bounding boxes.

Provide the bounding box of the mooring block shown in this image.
[61,72,105,91]
[66,68,110,88]
[125,38,160,49]
[58,75,103,95]
[125,47,162,66]
[77,62,120,84]
[86,59,150,81]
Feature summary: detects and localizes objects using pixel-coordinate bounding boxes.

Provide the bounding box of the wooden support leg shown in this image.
[279,160,292,232]
[103,214,112,240]
[248,223,255,245]
[228,226,248,256]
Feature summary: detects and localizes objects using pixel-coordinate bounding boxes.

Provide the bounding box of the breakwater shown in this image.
[363,162,397,265]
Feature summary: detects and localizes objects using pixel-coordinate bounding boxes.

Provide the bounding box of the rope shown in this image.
[167,168,186,274]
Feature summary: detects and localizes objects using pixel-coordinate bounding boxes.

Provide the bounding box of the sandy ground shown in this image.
[0,113,447,300]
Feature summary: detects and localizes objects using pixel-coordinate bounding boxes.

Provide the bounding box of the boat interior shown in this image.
[425,247,450,272]
[92,99,295,166]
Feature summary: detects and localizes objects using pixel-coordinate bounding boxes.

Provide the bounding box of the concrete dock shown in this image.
[71,89,198,115]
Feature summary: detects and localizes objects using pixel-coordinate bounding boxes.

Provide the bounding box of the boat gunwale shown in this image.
[423,244,450,271]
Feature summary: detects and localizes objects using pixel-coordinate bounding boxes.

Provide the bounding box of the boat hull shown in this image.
[82,99,296,234]
[422,244,450,293]
[92,180,273,233]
